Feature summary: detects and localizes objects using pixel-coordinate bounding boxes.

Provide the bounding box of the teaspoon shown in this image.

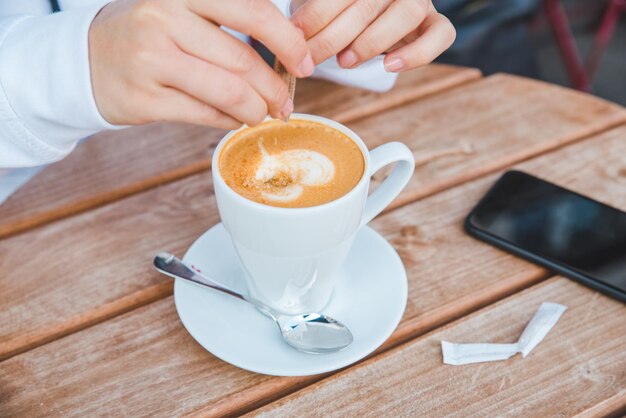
[153,252,353,354]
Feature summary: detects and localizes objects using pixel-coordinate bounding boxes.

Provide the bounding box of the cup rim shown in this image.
[211,113,371,213]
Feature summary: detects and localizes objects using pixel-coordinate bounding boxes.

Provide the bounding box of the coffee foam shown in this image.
[255,143,335,202]
[219,119,364,208]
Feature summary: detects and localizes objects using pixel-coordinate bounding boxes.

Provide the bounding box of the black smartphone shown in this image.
[465,170,626,303]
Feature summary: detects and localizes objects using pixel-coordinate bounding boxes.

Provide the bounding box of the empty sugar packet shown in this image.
[442,302,567,366]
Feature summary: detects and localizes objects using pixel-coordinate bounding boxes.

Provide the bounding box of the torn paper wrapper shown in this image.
[442,302,567,366]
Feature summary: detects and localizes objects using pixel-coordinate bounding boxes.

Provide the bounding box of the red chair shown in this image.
[543,0,626,91]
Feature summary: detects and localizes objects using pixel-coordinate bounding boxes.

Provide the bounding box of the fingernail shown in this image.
[298,52,315,77]
[279,98,294,119]
[339,49,358,68]
[384,57,404,72]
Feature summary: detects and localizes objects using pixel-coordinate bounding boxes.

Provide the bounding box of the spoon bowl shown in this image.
[277,313,353,354]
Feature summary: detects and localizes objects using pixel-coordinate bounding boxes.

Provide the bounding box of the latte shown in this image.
[219,119,364,208]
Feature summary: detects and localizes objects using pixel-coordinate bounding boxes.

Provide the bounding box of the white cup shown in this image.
[212,114,415,314]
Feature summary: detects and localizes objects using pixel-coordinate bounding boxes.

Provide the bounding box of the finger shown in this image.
[290,0,354,39]
[187,0,313,77]
[337,0,429,68]
[151,87,242,130]
[162,51,268,126]
[383,12,455,72]
[306,0,392,64]
[171,11,292,119]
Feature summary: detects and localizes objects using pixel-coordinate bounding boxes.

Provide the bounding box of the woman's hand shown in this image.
[291,0,455,72]
[89,0,313,129]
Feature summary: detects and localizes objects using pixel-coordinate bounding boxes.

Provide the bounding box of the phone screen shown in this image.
[466,171,626,298]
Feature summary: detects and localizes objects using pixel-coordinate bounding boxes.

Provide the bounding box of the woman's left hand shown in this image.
[291,0,456,72]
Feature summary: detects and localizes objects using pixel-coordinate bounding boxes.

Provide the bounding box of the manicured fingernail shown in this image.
[384,57,404,72]
[298,52,315,77]
[339,49,359,68]
[279,98,294,119]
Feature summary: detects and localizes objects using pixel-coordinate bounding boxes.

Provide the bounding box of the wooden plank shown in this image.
[0,76,624,361]
[1,126,625,417]
[0,173,218,361]
[0,298,274,417]
[374,123,626,354]
[512,124,626,210]
[250,278,626,418]
[0,65,480,239]
[295,64,481,123]
[0,123,221,240]
[358,73,626,211]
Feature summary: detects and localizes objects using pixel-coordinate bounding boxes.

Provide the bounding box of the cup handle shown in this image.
[361,142,415,226]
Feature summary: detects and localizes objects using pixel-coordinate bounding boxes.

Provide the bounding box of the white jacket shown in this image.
[0,0,395,201]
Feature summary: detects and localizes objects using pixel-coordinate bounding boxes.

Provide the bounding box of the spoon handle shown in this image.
[154,253,247,302]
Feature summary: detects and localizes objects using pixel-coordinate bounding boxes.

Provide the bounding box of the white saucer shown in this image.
[174,223,407,376]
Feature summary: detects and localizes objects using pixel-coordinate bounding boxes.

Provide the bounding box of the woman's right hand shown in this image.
[88,0,313,129]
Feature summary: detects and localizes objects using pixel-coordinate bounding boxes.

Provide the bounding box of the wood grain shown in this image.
[2,126,625,417]
[1,75,624,362]
[0,173,218,361]
[0,123,222,240]
[250,278,626,418]
[0,298,274,417]
[295,64,481,123]
[358,74,626,211]
[0,65,480,239]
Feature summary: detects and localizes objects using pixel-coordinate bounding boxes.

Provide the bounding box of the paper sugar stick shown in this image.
[274,59,296,122]
[442,302,567,366]
[517,302,567,357]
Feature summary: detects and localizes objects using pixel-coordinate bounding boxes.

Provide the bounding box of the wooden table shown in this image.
[1,64,625,417]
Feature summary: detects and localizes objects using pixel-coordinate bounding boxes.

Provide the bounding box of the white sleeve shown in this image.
[312,56,398,93]
[0,0,118,168]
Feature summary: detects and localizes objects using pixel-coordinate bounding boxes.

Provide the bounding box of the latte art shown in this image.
[219,119,364,208]
[255,144,335,202]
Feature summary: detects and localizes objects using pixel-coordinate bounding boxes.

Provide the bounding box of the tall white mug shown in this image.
[212,114,415,314]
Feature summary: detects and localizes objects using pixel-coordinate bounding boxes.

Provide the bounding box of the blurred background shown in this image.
[435,0,626,105]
